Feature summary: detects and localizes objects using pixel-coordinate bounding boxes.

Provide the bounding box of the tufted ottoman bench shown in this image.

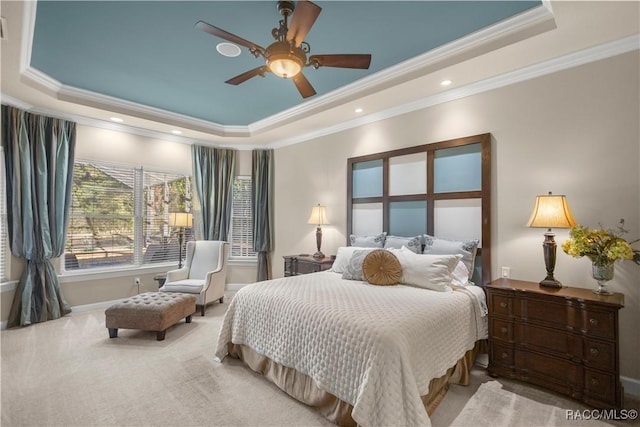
[105,292,196,341]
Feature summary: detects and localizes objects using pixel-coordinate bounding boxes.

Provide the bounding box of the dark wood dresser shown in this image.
[283,255,334,277]
[486,278,624,409]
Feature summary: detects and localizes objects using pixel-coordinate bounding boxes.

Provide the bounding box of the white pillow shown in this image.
[451,261,470,287]
[331,246,375,274]
[422,235,479,280]
[392,246,461,292]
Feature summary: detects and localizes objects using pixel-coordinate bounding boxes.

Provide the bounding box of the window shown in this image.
[65,160,192,272]
[229,176,256,258]
[0,148,8,283]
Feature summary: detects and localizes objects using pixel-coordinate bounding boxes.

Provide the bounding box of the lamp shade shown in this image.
[307,205,329,226]
[168,212,193,228]
[526,193,576,229]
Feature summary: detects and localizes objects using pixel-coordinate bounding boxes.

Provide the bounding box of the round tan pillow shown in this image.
[362,249,402,286]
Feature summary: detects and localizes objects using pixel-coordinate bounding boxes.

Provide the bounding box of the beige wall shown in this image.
[273,51,640,381]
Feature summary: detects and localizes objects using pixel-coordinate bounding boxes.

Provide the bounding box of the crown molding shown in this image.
[18,1,554,137]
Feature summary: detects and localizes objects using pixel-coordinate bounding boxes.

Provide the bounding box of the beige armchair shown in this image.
[159,240,228,316]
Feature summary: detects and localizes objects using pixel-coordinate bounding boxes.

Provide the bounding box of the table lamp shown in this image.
[169,212,192,268]
[307,204,329,258]
[526,192,576,288]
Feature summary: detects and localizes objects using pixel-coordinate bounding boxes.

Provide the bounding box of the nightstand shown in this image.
[486,278,624,409]
[283,255,334,277]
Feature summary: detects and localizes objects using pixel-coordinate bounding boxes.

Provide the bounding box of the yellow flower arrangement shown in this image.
[562,220,638,267]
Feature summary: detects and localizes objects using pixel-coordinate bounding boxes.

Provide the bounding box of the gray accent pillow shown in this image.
[341,249,371,281]
[383,235,422,253]
[349,232,386,248]
[422,235,479,279]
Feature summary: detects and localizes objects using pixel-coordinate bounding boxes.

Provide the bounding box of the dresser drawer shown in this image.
[584,310,616,340]
[489,293,513,317]
[516,323,580,358]
[515,349,582,387]
[489,318,514,343]
[584,368,617,404]
[490,342,514,368]
[583,338,615,372]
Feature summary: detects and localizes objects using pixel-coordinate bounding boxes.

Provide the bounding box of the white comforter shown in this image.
[215,271,488,427]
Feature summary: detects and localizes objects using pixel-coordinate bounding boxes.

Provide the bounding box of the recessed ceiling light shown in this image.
[110,117,124,123]
[355,108,363,113]
[441,79,452,86]
[171,130,182,135]
[216,42,241,58]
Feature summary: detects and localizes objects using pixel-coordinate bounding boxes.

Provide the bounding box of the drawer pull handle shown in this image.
[500,327,508,334]
[499,302,507,309]
[589,318,598,326]
[590,348,599,357]
[591,377,599,386]
[501,352,508,359]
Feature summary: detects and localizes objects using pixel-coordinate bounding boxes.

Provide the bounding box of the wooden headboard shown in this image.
[346,133,491,285]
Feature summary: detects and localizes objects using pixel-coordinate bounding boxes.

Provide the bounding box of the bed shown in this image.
[215,267,488,426]
[216,134,492,426]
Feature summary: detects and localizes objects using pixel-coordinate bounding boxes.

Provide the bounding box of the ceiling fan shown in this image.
[196,0,372,98]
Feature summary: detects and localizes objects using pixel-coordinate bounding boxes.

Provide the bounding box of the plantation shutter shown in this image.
[0,148,7,282]
[230,176,256,257]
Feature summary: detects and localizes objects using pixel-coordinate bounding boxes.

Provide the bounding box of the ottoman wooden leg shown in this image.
[186,315,192,323]
[108,328,118,338]
[156,330,166,341]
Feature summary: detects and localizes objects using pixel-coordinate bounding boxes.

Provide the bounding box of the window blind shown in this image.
[230,176,256,258]
[65,160,193,271]
[0,148,8,283]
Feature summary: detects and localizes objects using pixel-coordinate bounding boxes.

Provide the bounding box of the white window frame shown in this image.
[62,160,193,277]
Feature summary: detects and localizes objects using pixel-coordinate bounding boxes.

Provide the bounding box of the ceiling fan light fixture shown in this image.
[265,41,305,78]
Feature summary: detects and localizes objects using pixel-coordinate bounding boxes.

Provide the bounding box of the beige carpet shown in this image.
[1,291,637,427]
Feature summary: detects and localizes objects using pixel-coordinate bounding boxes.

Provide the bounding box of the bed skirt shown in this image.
[227,340,487,426]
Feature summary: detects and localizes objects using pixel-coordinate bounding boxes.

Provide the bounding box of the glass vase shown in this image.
[592,263,614,295]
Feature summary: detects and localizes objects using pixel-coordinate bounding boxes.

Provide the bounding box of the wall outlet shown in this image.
[134,277,141,285]
[501,267,511,278]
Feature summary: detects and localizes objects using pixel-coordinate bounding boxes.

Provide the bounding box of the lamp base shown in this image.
[312,251,325,259]
[539,277,562,288]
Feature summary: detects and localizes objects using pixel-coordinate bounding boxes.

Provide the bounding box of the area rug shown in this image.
[450,381,614,427]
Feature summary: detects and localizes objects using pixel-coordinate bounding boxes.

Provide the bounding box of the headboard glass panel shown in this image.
[389,201,428,236]
[434,144,482,193]
[433,199,482,245]
[352,160,383,198]
[352,203,383,236]
[347,133,491,285]
[389,152,427,196]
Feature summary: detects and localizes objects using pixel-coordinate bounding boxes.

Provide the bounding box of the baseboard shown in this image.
[622,376,640,398]
[226,283,248,291]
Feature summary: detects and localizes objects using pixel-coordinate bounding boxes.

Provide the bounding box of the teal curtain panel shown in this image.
[1,105,75,327]
[191,145,236,241]
[252,149,274,281]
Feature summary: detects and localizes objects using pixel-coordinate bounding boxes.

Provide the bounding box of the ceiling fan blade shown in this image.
[195,20,264,52]
[286,0,322,47]
[309,54,372,69]
[225,66,269,85]
[292,72,316,98]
